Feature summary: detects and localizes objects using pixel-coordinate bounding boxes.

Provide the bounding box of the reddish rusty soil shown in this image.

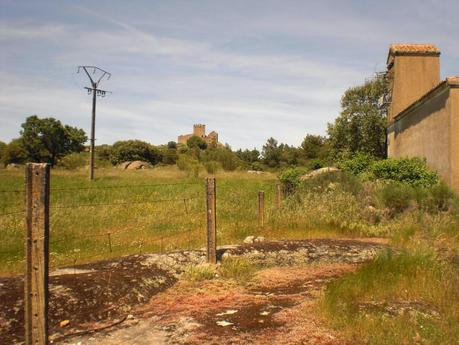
[1,239,385,344]
[144,265,354,345]
[0,255,176,344]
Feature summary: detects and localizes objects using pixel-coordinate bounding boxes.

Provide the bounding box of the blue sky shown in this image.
[0,0,458,150]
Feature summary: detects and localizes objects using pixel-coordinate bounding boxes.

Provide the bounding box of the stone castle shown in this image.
[386,44,459,191]
[178,124,218,145]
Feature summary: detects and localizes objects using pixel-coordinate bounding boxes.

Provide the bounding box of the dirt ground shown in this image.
[0,239,386,345]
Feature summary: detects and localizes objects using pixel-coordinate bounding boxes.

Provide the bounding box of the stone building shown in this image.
[178,124,218,146]
[386,44,459,191]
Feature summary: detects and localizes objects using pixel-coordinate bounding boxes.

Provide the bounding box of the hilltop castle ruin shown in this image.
[386,44,459,191]
[178,124,218,146]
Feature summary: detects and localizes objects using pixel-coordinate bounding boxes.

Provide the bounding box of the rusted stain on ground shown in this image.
[0,239,386,344]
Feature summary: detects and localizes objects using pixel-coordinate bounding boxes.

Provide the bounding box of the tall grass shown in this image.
[0,166,293,275]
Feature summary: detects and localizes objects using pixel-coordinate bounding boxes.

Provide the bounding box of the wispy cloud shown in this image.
[0,0,457,149]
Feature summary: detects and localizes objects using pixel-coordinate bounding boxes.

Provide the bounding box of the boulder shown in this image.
[119,161,152,170]
[119,161,132,169]
[6,163,20,170]
[300,167,340,181]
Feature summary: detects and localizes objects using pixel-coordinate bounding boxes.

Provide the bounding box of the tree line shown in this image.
[0,73,388,171]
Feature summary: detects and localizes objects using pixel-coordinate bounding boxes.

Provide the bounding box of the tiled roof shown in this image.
[446,76,459,85]
[389,44,440,55]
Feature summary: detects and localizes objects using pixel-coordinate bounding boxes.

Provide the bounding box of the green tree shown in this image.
[167,141,177,149]
[235,148,260,163]
[262,137,282,168]
[186,136,207,150]
[110,140,161,165]
[300,134,327,159]
[0,141,6,162]
[20,115,87,166]
[327,73,388,159]
[2,138,28,165]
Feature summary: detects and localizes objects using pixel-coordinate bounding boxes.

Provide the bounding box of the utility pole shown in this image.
[77,66,111,180]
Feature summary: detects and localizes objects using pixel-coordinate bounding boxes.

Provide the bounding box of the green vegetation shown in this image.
[110,139,161,165]
[0,167,283,275]
[184,257,255,283]
[327,73,388,159]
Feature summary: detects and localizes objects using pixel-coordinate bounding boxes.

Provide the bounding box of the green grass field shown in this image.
[0,166,343,275]
[2,165,458,343]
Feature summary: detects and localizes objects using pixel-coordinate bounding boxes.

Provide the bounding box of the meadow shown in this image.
[1,165,458,344]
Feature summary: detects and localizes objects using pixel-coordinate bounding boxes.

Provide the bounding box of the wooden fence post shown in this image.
[25,163,50,345]
[258,191,265,228]
[205,177,217,264]
[276,184,282,209]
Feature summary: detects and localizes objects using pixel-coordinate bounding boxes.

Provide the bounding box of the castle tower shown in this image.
[193,124,206,138]
[386,44,441,122]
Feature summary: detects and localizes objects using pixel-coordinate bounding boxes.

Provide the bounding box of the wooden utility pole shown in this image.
[258,191,265,228]
[25,163,50,345]
[77,66,111,180]
[205,177,217,264]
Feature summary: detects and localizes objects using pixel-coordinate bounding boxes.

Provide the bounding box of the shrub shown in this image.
[186,136,207,150]
[1,138,28,165]
[59,152,87,169]
[110,140,160,165]
[370,157,438,187]
[250,161,265,171]
[176,155,200,177]
[340,152,375,176]
[306,158,325,171]
[204,161,220,174]
[379,182,414,214]
[278,167,306,194]
[302,171,363,196]
[421,182,456,212]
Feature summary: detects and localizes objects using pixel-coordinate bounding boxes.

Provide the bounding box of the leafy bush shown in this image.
[278,167,307,194]
[379,182,414,214]
[204,161,220,174]
[59,152,87,169]
[110,140,160,165]
[340,152,375,176]
[250,161,265,171]
[176,155,200,177]
[370,157,438,187]
[306,158,325,171]
[302,171,363,196]
[186,136,207,150]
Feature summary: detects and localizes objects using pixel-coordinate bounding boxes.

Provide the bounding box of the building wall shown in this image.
[449,88,459,191]
[387,88,453,187]
[388,55,440,122]
[193,124,206,138]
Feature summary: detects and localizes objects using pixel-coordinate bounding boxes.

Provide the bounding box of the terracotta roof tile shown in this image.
[447,76,459,86]
[389,44,440,55]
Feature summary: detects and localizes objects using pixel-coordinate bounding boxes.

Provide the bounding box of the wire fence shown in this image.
[0,176,281,273]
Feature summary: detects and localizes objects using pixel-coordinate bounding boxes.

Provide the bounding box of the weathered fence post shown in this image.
[276,184,282,209]
[25,163,50,345]
[258,191,265,228]
[205,177,217,264]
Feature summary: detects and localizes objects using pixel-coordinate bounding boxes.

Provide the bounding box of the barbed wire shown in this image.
[0,210,24,217]
[50,181,202,192]
[50,196,201,210]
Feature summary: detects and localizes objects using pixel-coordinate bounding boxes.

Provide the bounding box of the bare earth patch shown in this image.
[0,239,386,344]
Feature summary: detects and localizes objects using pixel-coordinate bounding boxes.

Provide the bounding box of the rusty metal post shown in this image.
[276,184,282,209]
[205,177,217,264]
[25,163,50,345]
[258,191,265,228]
